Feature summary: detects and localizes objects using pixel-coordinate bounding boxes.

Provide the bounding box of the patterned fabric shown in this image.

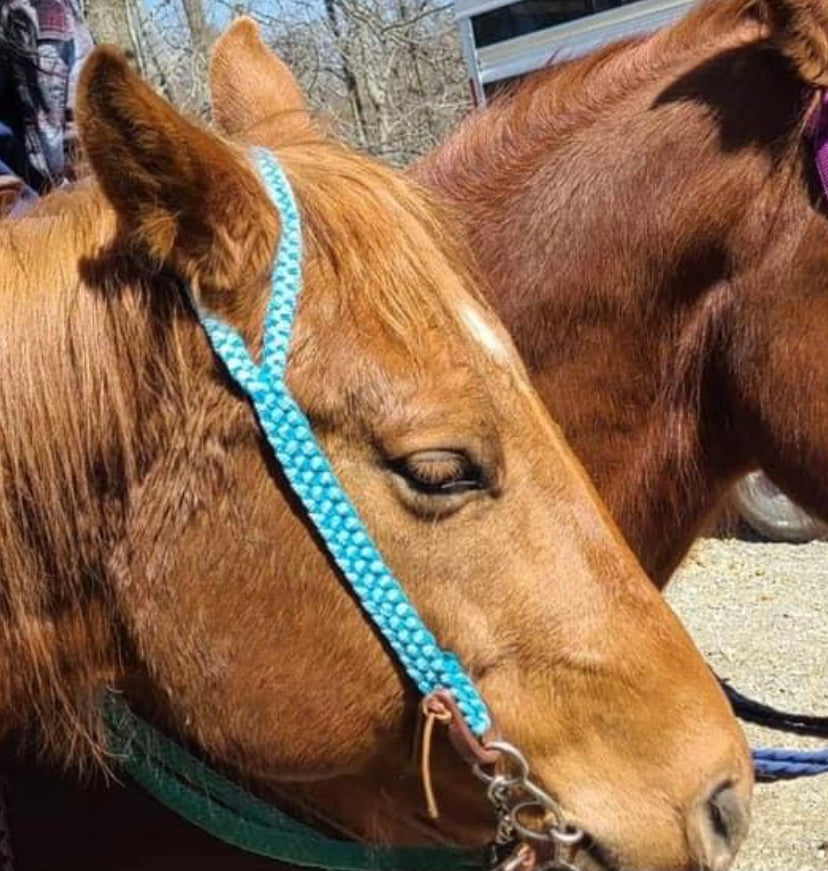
[0,0,93,194]
[0,120,36,215]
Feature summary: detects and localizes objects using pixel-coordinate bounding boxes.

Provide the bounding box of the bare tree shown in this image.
[84,0,142,68]
[86,0,469,163]
[255,0,470,163]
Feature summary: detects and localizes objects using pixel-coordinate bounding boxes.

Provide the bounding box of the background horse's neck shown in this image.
[412,4,808,585]
[413,0,756,205]
[529,342,746,585]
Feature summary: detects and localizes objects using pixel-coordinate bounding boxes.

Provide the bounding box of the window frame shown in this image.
[455,0,697,106]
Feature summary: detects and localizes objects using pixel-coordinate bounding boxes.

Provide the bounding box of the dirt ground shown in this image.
[666,538,828,870]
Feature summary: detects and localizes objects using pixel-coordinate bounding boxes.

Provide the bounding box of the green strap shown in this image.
[104,697,485,871]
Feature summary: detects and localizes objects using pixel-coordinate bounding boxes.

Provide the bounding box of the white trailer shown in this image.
[455,0,696,105]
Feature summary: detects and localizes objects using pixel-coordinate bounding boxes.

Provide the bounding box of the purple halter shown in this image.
[810,91,828,194]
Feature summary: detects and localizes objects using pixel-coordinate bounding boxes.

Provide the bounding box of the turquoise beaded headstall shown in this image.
[199,148,490,737]
[107,148,581,871]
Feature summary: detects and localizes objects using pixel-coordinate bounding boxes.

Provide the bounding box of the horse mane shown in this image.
[503,0,759,111]
[416,0,769,193]
[0,185,191,766]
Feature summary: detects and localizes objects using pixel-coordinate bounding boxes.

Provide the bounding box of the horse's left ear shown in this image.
[77,46,278,313]
[210,18,320,144]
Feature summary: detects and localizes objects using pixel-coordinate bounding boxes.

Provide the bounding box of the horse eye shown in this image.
[391,450,486,495]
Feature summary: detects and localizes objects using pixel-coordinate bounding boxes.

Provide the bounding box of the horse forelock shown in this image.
[280,142,518,368]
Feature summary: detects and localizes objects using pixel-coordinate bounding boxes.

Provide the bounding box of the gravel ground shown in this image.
[666,538,828,871]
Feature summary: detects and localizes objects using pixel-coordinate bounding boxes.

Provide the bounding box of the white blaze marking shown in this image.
[458,300,511,362]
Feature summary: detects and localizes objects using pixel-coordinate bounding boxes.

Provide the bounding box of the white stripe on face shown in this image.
[457,299,514,364]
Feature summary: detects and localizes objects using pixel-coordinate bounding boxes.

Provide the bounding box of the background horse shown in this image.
[0,20,750,871]
[415,0,828,585]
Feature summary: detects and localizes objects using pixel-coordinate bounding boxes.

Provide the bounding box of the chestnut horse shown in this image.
[415,0,828,585]
[0,20,750,871]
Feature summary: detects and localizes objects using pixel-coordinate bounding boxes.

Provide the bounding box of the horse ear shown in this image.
[210,18,319,143]
[77,47,278,309]
[752,0,828,86]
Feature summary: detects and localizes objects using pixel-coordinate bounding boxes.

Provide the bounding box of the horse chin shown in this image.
[572,834,622,871]
[427,811,495,848]
[264,768,495,849]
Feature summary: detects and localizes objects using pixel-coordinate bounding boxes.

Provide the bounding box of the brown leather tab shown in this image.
[423,689,501,767]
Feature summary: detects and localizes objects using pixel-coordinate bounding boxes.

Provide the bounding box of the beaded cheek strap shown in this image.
[198,148,492,737]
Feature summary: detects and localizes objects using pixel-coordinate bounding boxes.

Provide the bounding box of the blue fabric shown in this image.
[195,148,491,737]
[0,141,38,216]
[0,121,12,150]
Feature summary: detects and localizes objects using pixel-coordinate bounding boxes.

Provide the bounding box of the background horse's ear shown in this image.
[77,47,278,310]
[210,18,320,144]
[752,0,828,86]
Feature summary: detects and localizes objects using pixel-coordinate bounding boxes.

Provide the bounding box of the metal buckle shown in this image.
[474,741,584,871]
[419,694,584,871]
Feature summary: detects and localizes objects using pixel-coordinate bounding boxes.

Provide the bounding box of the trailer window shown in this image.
[470,0,637,47]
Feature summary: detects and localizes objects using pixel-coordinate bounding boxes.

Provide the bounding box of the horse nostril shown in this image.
[688,779,751,871]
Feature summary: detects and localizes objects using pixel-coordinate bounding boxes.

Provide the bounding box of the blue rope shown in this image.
[752,747,828,780]
[197,148,491,737]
